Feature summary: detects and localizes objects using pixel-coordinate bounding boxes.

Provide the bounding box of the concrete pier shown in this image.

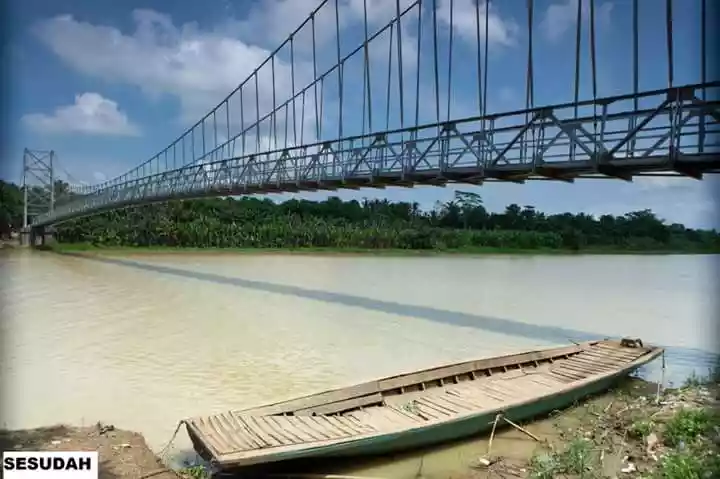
[21,226,56,247]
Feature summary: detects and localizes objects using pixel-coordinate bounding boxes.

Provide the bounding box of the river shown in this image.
[1,250,717,475]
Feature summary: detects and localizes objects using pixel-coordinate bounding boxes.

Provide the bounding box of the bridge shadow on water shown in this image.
[60,252,717,383]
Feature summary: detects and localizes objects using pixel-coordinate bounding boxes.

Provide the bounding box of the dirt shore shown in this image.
[450,379,719,479]
[0,423,179,479]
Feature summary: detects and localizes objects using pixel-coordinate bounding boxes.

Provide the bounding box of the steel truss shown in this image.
[23,149,55,227]
[34,83,720,227]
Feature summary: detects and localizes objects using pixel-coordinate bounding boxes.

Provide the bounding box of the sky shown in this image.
[1,0,718,229]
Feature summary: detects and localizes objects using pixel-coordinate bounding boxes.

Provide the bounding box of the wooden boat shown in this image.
[183,339,662,470]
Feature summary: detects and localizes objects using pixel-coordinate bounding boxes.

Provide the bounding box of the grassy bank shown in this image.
[513,376,720,479]
[45,242,720,257]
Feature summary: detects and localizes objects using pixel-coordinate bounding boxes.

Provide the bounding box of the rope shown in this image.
[656,350,667,404]
[133,421,186,479]
[158,421,184,460]
[446,0,454,123]
[432,0,440,126]
[139,469,176,479]
[385,23,394,131]
[666,0,674,88]
[414,0,422,131]
[396,0,406,130]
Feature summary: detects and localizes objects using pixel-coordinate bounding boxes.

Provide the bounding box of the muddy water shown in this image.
[1,251,717,477]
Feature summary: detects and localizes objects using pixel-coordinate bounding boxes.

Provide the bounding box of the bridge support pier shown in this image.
[27,226,56,248]
[19,228,31,247]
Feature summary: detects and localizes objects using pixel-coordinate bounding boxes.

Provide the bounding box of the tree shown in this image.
[0,180,23,233]
[0,178,711,253]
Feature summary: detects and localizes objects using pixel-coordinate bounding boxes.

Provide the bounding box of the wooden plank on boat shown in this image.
[241,381,381,416]
[590,348,642,361]
[577,351,630,365]
[322,415,362,436]
[202,416,238,455]
[409,401,448,420]
[559,362,599,377]
[448,384,505,406]
[377,344,585,391]
[215,413,256,451]
[244,415,285,447]
[255,416,298,445]
[374,406,422,427]
[334,415,377,434]
[567,356,618,370]
[226,413,268,449]
[566,357,617,373]
[436,391,488,410]
[293,415,337,441]
[415,397,459,416]
[295,392,384,416]
[311,415,354,438]
[524,373,566,388]
[548,369,583,382]
[424,395,468,414]
[264,416,308,444]
[593,344,645,359]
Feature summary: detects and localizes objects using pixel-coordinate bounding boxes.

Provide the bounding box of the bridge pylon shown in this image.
[21,148,56,247]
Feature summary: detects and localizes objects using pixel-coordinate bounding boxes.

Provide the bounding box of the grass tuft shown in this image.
[663,408,715,447]
[529,438,600,478]
[178,465,210,479]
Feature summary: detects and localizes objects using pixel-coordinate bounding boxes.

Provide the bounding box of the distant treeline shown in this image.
[1,179,718,252]
[54,195,720,253]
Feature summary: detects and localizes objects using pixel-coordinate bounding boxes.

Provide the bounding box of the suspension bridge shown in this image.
[21,0,720,240]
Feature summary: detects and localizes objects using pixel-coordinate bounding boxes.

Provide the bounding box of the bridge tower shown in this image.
[21,148,56,247]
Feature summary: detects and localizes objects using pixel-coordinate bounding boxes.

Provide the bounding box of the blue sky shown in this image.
[2,0,718,228]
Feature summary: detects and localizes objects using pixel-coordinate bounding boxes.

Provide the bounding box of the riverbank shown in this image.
[43,242,720,257]
[0,423,180,479]
[325,377,719,479]
[476,377,720,479]
[3,378,715,479]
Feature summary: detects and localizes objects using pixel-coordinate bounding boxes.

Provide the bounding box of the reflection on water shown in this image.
[1,250,717,476]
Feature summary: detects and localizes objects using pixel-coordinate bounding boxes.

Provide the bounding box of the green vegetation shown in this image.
[525,371,719,479]
[0,180,24,236]
[178,465,210,479]
[663,408,716,448]
[529,438,598,478]
[0,179,72,237]
[2,179,719,252]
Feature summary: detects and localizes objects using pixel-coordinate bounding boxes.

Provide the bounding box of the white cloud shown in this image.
[635,175,695,192]
[224,0,333,49]
[541,0,614,43]
[231,0,417,48]
[436,0,519,47]
[21,92,140,136]
[31,5,425,149]
[32,10,305,126]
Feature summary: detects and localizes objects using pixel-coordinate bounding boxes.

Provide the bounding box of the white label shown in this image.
[2,451,99,478]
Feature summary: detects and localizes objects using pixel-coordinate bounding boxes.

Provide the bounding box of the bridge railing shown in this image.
[34,82,720,227]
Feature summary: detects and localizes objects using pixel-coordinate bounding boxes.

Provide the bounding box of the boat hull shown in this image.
[184,339,663,470]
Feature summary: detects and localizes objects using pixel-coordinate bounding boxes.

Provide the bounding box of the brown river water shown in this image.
[1,250,717,476]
